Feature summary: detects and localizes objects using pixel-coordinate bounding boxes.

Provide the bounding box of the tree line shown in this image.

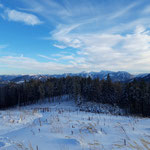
[0,75,150,116]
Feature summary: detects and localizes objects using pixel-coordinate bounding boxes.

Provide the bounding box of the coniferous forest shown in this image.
[0,75,150,117]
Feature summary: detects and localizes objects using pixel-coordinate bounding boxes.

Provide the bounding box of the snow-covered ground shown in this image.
[0,98,150,150]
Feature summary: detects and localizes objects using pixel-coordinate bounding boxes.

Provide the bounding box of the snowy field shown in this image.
[0,99,150,150]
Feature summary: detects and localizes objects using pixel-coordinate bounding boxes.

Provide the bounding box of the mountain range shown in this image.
[0,71,150,83]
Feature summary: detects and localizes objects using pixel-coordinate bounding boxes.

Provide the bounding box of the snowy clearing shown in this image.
[0,99,150,150]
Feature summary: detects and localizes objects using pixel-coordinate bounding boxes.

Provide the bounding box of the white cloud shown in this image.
[18,0,72,24]
[0,3,3,8]
[0,55,89,74]
[143,5,150,14]
[0,55,65,73]
[1,0,150,74]
[59,55,74,60]
[53,44,66,49]
[52,24,84,48]
[0,44,7,49]
[38,53,85,65]
[38,54,58,61]
[110,2,139,20]
[4,9,42,25]
[50,24,150,73]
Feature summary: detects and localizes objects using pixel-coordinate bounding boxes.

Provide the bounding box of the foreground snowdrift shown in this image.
[0,99,150,150]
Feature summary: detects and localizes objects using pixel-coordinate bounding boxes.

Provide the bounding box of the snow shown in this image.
[0,98,150,150]
[78,102,125,115]
[135,73,149,78]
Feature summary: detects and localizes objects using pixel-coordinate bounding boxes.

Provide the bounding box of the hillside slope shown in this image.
[0,98,150,150]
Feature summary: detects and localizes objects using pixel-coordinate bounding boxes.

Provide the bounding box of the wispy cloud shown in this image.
[52,24,83,48]
[0,3,3,8]
[1,0,150,74]
[53,44,66,49]
[50,23,150,73]
[38,53,84,64]
[110,2,139,20]
[0,44,8,49]
[0,55,89,74]
[38,54,58,61]
[142,5,150,14]
[3,9,42,25]
[27,0,150,73]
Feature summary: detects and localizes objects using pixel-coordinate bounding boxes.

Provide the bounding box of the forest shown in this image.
[0,75,150,117]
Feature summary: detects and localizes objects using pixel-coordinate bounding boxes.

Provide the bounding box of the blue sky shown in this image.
[0,0,150,74]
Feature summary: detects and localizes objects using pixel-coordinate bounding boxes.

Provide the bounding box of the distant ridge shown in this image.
[0,71,150,83]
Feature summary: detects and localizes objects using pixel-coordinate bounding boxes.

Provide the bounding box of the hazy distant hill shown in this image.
[0,71,136,83]
[50,71,134,82]
[133,73,150,82]
[0,75,20,81]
